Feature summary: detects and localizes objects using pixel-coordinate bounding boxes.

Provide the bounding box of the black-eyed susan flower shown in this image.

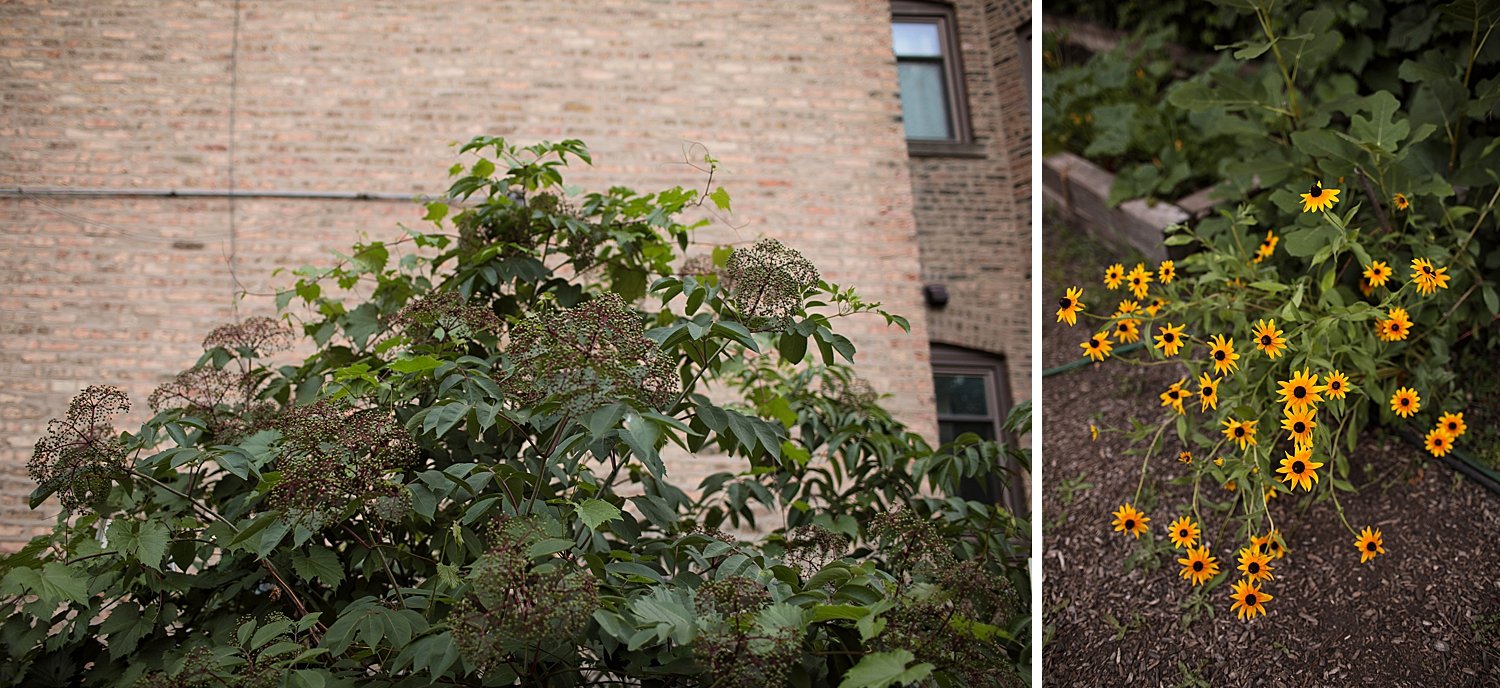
[1378,306,1412,342]
[1360,276,1376,297]
[1168,515,1200,549]
[1197,373,1220,412]
[1159,378,1192,415]
[1253,230,1279,264]
[1236,548,1274,583]
[1299,181,1340,213]
[1159,259,1176,284]
[1113,318,1142,343]
[1230,579,1272,620]
[1213,457,1225,467]
[1437,411,1466,439]
[1251,319,1287,359]
[1115,299,1140,316]
[1178,450,1193,464]
[1264,528,1287,560]
[1090,423,1099,441]
[1127,263,1154,300]
[1057,287,1084,326]
[1277,368,1325,412]
[1277,446,1324,491]
[1111,502,1150,538]
[1264,486,1279,503]
[1355,526,1384,563]
[1104,263,1125,290]
[1325,370,1351,399]
[1390,387,1420,418]
[1363,261,1392,289]
[1425,427,1453,457]
[1281,406,1317,447]
[1222,418,1258,451]
[1410,257,1451,296]
[1207,334,1239,375]
[1145,298,1167,317]
[1154,322,1186,357]
[1224,479,1237,492]
[1081,331,1113,362]
[1177,545,1220,586]
[1393,193,1410,212]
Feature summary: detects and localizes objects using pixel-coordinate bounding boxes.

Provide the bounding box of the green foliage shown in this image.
[3,138,1027,687]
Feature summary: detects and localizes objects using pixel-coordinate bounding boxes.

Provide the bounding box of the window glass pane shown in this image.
[940,420,996,444]
[891,22,942,57]
[897,61,952,139]
[934,374,989,416]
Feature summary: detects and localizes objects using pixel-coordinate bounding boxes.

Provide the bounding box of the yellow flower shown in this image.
[1168,515,1200,549]
[1126,263,1154,300]
[1390,387,1421,418]
[1178,545,1220,586]
[1252,230,1279,264]
[1159,378,1192,415]
[1230,579,1273,620]
[1276,446,1324,491]
[1392,193,1410,212]
[1197,373,1220,412]
[1251,529,1287,560]
[1144,298,1167,317]
[1115,299,1140,316]
[1359,276,1376,297]
[1224,479,1237,492]
[1207,334,1239,375]
[1213,457,1225,467]
[1251,319,1287,359]
[1154,322,1186,357]
[1159,260,1176,284]
[1299,181,1340,213]
[1113,318,1142,343]
[1057,287,1085,326]
[1425,427,1453,457]
[1281,406,1317,447]
[1237,548,1274,583]
[1264,486,1279,503]
[1111,502,1150,539]
[1178,451,1193,464]
[1354,526,1384,563]
[1277,368,1325,412]
[1090,423,1099,441]
[1410,257,1451,296]
[1222,418,1258,451]
[1081,331,1114,362]
[1362,261,1392,288]
[1377,306,1413,342]
[1437,411,1466,439]
[1324,370,1351,399]
[1104,263,1125,290]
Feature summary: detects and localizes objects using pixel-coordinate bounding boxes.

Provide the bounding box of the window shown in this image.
[891,1,975,153]
[931,344,1025,514]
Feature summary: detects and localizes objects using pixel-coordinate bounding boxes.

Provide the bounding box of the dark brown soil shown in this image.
[1040,217,1500,687]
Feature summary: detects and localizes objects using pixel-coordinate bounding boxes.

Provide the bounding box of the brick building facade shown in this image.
[0,0,1030,544]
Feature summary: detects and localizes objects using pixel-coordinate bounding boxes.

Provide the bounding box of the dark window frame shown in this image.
[930,343,1026,517]
[891,1,982,157]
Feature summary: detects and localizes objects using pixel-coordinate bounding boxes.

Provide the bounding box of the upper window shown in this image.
[891,2,973,147]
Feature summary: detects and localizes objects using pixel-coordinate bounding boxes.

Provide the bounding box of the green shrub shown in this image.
[2,138,1028,686]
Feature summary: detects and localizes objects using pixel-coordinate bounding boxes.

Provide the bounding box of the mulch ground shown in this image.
[1040,218,1500,687]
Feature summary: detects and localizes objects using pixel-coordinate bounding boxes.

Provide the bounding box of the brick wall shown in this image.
[909,0,1031,405]
[0,0,955,544]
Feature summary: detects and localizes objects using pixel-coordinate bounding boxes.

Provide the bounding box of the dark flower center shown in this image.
[1204,388,1214,397]
[1366,542,1376,551]
[1423,266,1433,275]
[1193,561,1204,571]
[1259,543,1271,554]
[1248,562,1260,573]
[1215,350,1226,361]
[1448,422,1458,431]
[1164,333,1175,342]
[1294,422,1306,433]
[1179,529,1189,538]
[1060,297,1072,309]
[1235,427,1245,437]
[1245,593,1258,605]
[1332,381,1342,390]
[1124,519,1135,529]
[1294,386,1307,398]
[1392,323,1403,333]
[1435,437,1445,447]
[1401,398,1410,406]
[1261,335,1272,345]
[1292,461,1306,473]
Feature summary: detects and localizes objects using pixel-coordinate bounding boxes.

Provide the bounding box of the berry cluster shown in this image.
[723,238,820,332]
[28,385,131,514]
[269,401,416,530]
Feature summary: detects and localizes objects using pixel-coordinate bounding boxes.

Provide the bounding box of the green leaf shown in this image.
[575,499,623,531]
[472,158,495,179]
[353,242,389,273]
[838,650,935,688]
[292,545,344,586]
[1,562,89,607]
[132,521,170,571]
[1348,90,1410,153]
[424,202,449,222]
[622,412,665,477]
[100,603,150,659]
[389,355,444,374]
[708,187,732,212]
[527,537,574,559]
[811,604,871,623]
